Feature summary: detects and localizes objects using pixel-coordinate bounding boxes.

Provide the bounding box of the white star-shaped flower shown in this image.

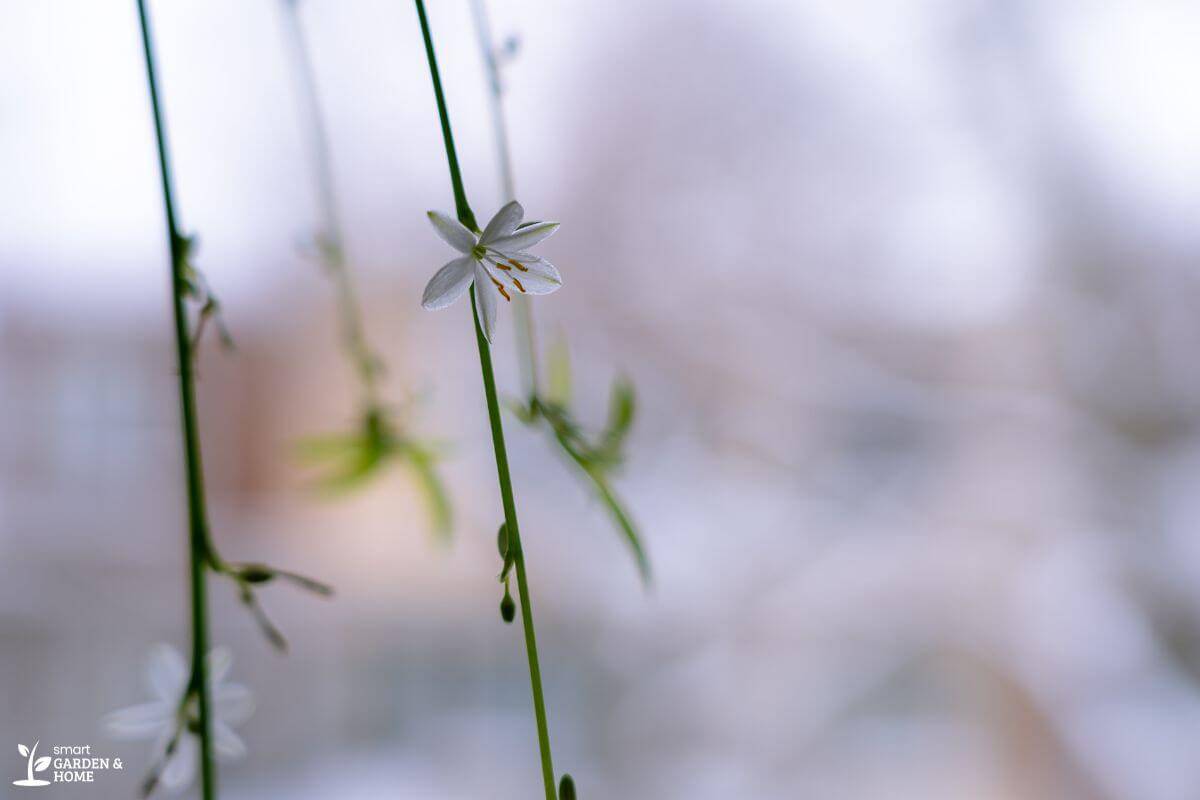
[104,644,254,794]
[422,200,563,341]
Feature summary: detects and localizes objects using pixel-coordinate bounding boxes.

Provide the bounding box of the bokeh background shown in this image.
[4,0,1200,797]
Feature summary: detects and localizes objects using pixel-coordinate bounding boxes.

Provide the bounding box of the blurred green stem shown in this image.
[469,0,649,585]
[413,2,557,797]
[281,0,381,407]
[468,0,538,395]
[134,1,216,797]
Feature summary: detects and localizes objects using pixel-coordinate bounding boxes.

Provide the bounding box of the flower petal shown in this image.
[161,734,197,792]
[213,721,247,760]
[104,702,172,739]
[214,683,255,726]
[206,646,233,686]
[488,221,559,253]
[421,256,475,310]
[479,200,524,244]
[507,255,562,295]
[146,644,187,701]
[426,211,476,253]
[473,265,497,342]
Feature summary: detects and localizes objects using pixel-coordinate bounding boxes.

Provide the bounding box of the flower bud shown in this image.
[500,588,516,624]
[559,774,576,800]
[238,564,276,584]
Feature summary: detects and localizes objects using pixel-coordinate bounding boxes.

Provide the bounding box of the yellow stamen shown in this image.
[509,259,528,272]
[489,275,511,301]
[512,277,526,293]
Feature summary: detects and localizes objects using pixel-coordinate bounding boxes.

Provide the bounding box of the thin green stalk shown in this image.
[135,1,216,797]
[470,289,557,799]
[468,0,538,395]
[280,0,381,406]
[414,0,477,232]
[413,2,557,797]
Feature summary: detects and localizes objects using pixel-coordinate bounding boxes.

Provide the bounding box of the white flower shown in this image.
[104,644,254,794]
[422,200,563,341]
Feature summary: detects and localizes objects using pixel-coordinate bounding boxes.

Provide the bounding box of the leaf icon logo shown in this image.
[13,740,51,787]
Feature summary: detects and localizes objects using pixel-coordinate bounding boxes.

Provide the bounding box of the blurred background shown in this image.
[4,0,1200,797]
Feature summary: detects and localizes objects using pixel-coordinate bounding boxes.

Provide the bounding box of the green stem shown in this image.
[468,0,539,395]
[135,2,216,797]
[280,0,382,407]
[471,290,557,800]
[414,0,477,232]
[413,2,556,797]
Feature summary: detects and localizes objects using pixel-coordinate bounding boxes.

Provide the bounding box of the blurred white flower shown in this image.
[422,200,562,341]
[104,644,254,794]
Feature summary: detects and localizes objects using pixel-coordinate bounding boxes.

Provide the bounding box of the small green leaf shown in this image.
[504,396,537,423]
[237,584,289,652]
[273,568,335,596]
[545,336,572,407]
[497,522,517,580]
[600,377,636,457]
[295,433,362,460]
[587,467,651,586]
[406,442,454,540]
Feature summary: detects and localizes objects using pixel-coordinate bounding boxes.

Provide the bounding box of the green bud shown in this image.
[500,588,516,624]
[559,774,576,800]
[238,564,275,584]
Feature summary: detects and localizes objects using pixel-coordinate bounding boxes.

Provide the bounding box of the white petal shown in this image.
[479,200,524,244]
[146,644,187,701]
[421,256,475,310]
[213,721,247,760]
[206,646,233,686]
[473,266,497,342]
[426,211,476,253]
[214,683,255,726]
[104,702,172,740]
[488,221,559,253]
[507,255,562,295]
[161,735,197,793]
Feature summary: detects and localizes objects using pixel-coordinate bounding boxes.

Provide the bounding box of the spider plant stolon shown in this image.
[135,2,332,794]
[281,0,452,539]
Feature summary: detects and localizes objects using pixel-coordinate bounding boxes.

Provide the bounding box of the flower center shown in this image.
[472,244,488,260]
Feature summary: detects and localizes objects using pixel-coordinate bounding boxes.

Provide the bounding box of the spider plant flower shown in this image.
[422,200,562,341]
[104,645,253,795]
